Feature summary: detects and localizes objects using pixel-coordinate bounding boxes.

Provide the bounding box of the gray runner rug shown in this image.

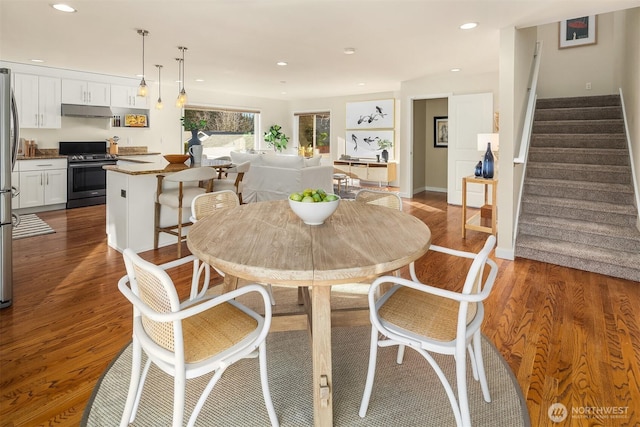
[12,214,55,240]
[83,326,529,426]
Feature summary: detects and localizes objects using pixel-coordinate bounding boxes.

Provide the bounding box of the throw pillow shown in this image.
[262,154,305,169]
[304,155,322,167]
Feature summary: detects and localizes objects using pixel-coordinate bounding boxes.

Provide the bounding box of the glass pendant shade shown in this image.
[176,46,188,108]
[137,78,148,97]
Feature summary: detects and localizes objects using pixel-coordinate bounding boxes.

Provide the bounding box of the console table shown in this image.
[462,175,497,238]
[333,160,397,186]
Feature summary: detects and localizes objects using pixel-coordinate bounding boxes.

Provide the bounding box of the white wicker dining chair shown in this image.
[189,190,275,305]
[359,235,498,427]
[118,249,279,427]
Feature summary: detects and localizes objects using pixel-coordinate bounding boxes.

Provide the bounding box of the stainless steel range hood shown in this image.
[61,104,113,118]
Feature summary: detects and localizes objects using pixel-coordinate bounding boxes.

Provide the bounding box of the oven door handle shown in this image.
[68,161,116,169]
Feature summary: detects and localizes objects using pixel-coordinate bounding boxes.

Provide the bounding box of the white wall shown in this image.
[537,13,618,98]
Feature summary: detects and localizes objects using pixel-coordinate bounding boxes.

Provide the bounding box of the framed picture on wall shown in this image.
[346,99,394,129]
[559,15,597,49]
[434,116,448,148]
[345,130,394,159]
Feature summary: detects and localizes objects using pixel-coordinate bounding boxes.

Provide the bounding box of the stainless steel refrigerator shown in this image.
[1,68,20,309]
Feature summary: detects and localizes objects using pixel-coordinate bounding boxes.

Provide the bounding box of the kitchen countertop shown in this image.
[104,160,189,175]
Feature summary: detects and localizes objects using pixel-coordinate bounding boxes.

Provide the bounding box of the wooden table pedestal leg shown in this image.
[312,285,333,426]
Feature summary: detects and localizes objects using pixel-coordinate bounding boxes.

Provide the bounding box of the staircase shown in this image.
[516,94,640,282]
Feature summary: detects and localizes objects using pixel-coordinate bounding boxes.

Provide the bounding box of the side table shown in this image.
[462,176,497,238]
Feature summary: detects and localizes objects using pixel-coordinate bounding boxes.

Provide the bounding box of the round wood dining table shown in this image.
[187,199,431,426]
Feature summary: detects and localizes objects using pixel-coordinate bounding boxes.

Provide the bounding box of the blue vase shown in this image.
[474,161,483,177]
[482,142,494,179]
[188,130,201,164]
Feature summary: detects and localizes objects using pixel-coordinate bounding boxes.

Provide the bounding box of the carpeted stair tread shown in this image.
[516,235,640,282]
[536,95,621,109]
[524,177,633,194]
[530,134,627,149]
[528,147,629,166]
[532,119,624,134]
[518,214,640,252]
[533,106,622,121]
[523,178,635,204]
[521,194,636,215]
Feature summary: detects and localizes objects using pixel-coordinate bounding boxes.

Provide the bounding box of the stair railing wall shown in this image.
[513,40,543,245]
[619,88,640,231]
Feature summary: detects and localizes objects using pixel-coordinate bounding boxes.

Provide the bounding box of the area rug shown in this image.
[11,214,55,239]
[82,326,529,426]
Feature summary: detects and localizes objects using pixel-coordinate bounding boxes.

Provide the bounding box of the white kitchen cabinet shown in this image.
[61,79,110,106]
[111,84,149,109]
[17,159,67,210]
[13,74,62,129]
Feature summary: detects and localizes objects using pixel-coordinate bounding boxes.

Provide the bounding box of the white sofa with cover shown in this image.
[230,151,333,203]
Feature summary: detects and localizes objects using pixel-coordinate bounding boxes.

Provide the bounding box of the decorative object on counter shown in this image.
[24,140,37,157]
[155,64,163,110]
[163,154,190,164]
[477,133,499,179]
[181,115,207,163]
[136,29,149,97]
[188,144,203,165]
[474,161,483,177]
[175,46,188,107]
[107,137,119,155]
[264,124,289,153]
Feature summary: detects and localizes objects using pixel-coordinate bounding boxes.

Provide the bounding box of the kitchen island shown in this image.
[105,159,191,253]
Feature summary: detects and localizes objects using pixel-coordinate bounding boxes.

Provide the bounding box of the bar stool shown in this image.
[333,173,348,194]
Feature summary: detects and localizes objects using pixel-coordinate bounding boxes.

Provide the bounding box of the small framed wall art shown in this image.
[434,116,448,148]
[559,15,597,49]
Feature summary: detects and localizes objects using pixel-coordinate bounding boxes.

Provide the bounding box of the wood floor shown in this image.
[1,191,639,426]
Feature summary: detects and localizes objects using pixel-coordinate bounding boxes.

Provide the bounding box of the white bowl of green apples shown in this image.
[288,189,340,225]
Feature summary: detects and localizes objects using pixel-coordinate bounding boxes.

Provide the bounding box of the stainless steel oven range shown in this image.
[58,141,118,209]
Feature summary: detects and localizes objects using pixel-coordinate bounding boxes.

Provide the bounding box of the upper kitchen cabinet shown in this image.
[13,73,61,129]
[111,84,149,109]
[61,79,110,106]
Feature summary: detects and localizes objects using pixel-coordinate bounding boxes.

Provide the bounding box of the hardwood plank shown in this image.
[1,193,639,426]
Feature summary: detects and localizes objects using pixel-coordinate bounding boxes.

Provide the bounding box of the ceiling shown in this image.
[1,0,638,101]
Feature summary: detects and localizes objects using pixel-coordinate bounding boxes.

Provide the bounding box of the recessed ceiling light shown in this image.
[451,68,461,72]
[31,59,45,63]
[358,82,366,86]
[52,4,77,13]
[460,22,477,30]
[344,48,356,55]
[277,61,288,66]
[281,91,287,95]
[195,79,204,82]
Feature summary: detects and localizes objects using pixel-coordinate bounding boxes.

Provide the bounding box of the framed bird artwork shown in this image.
[346,99,395,129]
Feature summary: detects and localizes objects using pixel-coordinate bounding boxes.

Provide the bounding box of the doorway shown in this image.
[412,97,448,196]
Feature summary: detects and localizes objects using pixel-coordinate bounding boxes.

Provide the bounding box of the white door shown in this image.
[447,93,493,206]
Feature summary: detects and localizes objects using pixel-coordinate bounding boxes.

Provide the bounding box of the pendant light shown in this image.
[155,64,163,110]
[176,46,188,107]
[137,29,149,97]
[175,57,183,108]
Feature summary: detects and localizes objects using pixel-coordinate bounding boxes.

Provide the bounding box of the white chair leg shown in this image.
[190,259,211,300]
[187,366,226,427]
[396,344,405,364]
[259,342,280,426]
[120,339,142,427]
[266,284,276,306]
[467,343,479,381]
[172,369,187,427]
[473,332,491,402]
[455,347,471,427]
[358,327,380,418]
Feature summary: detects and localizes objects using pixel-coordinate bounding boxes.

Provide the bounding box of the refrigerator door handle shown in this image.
[10,90,19,170]
[11,186,19,198]
[12,212,20,227]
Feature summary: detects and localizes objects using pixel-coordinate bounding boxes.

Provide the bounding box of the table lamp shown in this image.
[477,133,499,178]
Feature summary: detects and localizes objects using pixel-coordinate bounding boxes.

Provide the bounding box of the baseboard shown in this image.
[413,186,447,195]
[495,246,515,260]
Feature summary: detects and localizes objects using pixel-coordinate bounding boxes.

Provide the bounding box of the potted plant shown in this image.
[264,124,289,153]
[377,139,392,162]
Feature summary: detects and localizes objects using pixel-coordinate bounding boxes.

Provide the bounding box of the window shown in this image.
[296,112,330,156]
[183,107,260,158]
